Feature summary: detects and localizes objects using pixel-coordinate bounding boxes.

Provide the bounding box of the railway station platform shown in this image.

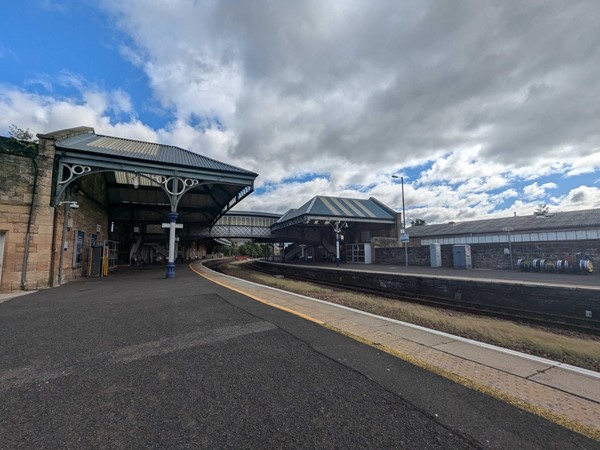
[273,260,600,288]
[2,261,599,443]
[192,260,600,439]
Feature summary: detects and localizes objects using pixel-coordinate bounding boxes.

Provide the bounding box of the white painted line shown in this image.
[200,261,600,380]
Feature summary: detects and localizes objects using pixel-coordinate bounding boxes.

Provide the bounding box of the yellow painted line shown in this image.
[189,262,600,442]
[189,263,325,325]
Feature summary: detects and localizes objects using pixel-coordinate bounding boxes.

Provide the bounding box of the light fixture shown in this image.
[59,201,79,209]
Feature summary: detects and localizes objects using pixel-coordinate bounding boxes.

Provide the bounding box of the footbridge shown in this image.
[187,211,281,240]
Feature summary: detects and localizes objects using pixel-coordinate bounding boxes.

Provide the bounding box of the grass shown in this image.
[222,262,600,372]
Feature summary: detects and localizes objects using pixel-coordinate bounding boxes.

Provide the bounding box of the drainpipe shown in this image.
[20,156,38,290]
[0,142,39,290]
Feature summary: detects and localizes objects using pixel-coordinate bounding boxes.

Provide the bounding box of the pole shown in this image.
[166,211,178,279]
[335,233,340,267]
[401,176,408,267]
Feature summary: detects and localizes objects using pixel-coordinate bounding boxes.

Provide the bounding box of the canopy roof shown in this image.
[272,196,397,231]
[45,127,257,227]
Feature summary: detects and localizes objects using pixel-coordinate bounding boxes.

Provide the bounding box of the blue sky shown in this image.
[1,1,600,223]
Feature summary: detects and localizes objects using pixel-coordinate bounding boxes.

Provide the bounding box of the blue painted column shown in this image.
[166,211,178,279]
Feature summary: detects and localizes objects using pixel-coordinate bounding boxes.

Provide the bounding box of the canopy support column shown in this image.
[163,211,183,279]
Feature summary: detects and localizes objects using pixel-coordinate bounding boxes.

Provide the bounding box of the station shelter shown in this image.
[0,126,257,290]
[270,196,401,264]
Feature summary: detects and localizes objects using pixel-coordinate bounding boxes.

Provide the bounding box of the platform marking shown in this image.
[191,262,600,380]
[191,261,600,440]
[189,263,325,326]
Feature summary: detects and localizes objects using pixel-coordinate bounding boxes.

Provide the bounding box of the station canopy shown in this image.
[272,195,397,231]
[48,127,258,227]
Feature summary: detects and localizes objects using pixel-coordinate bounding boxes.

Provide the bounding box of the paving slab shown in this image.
[529,367,600,403]
[432,340,553,378]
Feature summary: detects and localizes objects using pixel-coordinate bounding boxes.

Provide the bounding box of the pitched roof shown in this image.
[273,196,397,230]
[408,208,600,238]
[55,130,256,176]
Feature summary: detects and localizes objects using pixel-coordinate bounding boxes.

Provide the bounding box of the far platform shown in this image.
[268,260,600,289]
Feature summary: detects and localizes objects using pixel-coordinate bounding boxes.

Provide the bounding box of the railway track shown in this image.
[210,260,600,335]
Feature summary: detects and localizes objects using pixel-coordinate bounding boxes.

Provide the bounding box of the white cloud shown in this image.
[4,0,600,225]
[522,182,558,199]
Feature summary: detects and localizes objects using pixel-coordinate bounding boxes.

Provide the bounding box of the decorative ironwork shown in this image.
[144,174,199,194]
[59,163,92,185]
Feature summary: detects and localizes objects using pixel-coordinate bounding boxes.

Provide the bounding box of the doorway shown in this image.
[0,232,5,288]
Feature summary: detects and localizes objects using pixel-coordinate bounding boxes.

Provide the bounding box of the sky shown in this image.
[1,0,600,224]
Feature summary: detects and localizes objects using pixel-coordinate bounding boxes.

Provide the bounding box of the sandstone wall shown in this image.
[0,140,56,291]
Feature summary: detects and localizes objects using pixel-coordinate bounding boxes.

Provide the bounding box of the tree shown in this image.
[238,242,265,258]
[411,218,427,226]
[534,204,550,217]
[8,125,37,143]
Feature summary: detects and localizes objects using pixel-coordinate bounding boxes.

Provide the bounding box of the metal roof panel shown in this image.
[56,133,257,176]
[408,209,600,237]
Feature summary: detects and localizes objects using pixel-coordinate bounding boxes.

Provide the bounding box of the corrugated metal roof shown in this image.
[225,210,282,219]
[408,209,600,237]
[56,132,257,175]
[275,196,396,226]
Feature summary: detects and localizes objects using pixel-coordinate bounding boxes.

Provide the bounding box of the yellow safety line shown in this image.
[189,262,600,442]
[189,263,325,325]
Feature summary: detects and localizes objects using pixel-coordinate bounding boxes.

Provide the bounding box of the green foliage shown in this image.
[238,242,266,258]
[411,218,427,226]
[8,125,37,143]
[214,245,237,256]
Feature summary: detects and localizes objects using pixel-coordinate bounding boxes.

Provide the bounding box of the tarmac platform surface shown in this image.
[197,260,600,439]
[0,262,598,448]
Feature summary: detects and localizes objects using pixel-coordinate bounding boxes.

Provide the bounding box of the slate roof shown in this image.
[274,196,397,230]
[408,209,600,238]
[56,130,256,176]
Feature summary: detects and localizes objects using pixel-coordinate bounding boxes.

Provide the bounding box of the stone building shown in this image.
[375,209,600,270]
[0,126,257,292]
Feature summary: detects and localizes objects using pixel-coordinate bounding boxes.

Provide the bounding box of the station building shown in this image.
[4,125,599,292]
[0,126,257,291]
[376,208,600,270]
[271,195,402,263]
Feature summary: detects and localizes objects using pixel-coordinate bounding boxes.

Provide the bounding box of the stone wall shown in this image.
[254,260,600,329]
[374,240,600,270]
[0,140,56,291]
[0,130,111,292]
[55,172,110,285]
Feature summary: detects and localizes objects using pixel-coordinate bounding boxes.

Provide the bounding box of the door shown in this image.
[0,232,5,288]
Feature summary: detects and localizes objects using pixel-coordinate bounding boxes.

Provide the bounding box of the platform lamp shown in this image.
[392,175,408,267]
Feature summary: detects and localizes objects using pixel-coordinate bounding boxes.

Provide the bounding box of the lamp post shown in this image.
[392,175,408,267]
[331,221,347,267]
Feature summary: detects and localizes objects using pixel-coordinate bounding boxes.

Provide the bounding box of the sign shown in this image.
[400,233,410,243]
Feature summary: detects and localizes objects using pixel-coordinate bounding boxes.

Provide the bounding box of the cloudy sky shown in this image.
[2,0,599,223]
